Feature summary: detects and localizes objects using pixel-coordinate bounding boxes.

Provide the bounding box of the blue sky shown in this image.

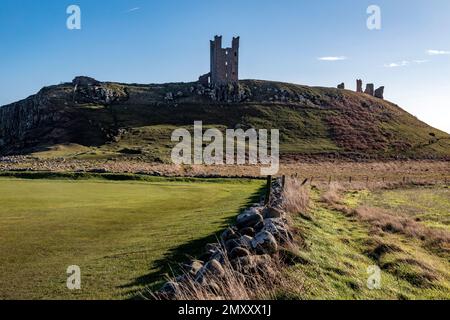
[1,0,449,132]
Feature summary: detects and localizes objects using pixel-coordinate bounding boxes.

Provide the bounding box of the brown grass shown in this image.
[281,178,310,215]
[154,246,305,300]
[320,182,345,204]
[352,206,450,254]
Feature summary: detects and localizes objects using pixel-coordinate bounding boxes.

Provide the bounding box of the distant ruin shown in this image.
[374,86,384,99]
[356,79,363,93]
[355,79,384,99]
[199,36,240,87]
[364,83,375,96]
[337,83,345,89]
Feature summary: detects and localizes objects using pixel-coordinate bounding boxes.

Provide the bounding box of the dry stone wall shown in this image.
[156,178,292,299]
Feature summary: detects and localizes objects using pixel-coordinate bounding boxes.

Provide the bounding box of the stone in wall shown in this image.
[374,86,384,99]
[364,83,375,96]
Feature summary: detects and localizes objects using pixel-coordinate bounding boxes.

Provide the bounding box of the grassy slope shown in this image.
[3,79,448,161]
[0,177,263,299]
[280,187,450,300]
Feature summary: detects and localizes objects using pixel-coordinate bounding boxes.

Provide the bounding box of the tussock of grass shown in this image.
[281,178,310,216]
[352,206,450,254]
[155,248,305,300]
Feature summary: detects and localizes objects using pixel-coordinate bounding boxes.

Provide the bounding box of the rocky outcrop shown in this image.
[0,77,128,155]
[72,77,128,105]
[337,83,345,90]
[156,178,294,299]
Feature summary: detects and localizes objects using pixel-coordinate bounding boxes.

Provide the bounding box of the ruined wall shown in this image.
[364,83,375,96]
[356,79,363,93]
[374,86,384,99]
[210,36,239,86]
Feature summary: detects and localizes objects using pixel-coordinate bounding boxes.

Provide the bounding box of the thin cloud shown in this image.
[427,49,450,56]
[317,56,347,61]
[384,60,409,68]
[126,7,140,13]
[384,59,428,68]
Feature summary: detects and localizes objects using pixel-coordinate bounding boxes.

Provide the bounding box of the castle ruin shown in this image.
[199,36,240,87]
[357,79,385,99]
[356,79,363,93]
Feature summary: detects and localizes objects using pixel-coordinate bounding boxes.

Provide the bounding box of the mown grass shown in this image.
[0,177,264,300]
[278,187,450,300]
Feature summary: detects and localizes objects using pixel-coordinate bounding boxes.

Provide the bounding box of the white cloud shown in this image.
[126,7,140,13]
[317,56,347,61]
[384,60,409,68]
[384,59,429,68]
[427,49,450,56]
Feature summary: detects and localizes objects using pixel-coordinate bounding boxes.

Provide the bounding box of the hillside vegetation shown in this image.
[0,78,449,161]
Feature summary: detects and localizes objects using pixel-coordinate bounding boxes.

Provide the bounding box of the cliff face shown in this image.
[0,88,61,152]
[0,77,449,160]
[0,77,128,154]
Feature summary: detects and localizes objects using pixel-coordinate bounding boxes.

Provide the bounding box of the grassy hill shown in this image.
[1,77,449,161]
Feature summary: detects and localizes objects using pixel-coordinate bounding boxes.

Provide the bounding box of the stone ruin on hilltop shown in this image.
[199,35,240,87]
[337,79,385,99]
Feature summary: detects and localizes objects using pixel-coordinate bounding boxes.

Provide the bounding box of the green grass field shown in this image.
[0,177,263,300]
[280,186,450,300]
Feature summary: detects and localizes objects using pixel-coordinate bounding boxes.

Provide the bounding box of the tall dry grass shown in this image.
[281,178,310,215]
[320,182,344,204]
[153,247,305,300]
[352,206,450,253]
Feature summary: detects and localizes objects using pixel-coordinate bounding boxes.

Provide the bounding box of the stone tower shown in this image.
[210,35,239,86]
[356,79,363,93]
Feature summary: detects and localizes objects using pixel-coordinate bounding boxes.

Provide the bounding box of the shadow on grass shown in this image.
[120,184,266,300]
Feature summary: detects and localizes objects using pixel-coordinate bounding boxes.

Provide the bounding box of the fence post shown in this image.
[349,176,352,183]
[328,176,332,185]
[265,175,272,206]
[282,175,286,190]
